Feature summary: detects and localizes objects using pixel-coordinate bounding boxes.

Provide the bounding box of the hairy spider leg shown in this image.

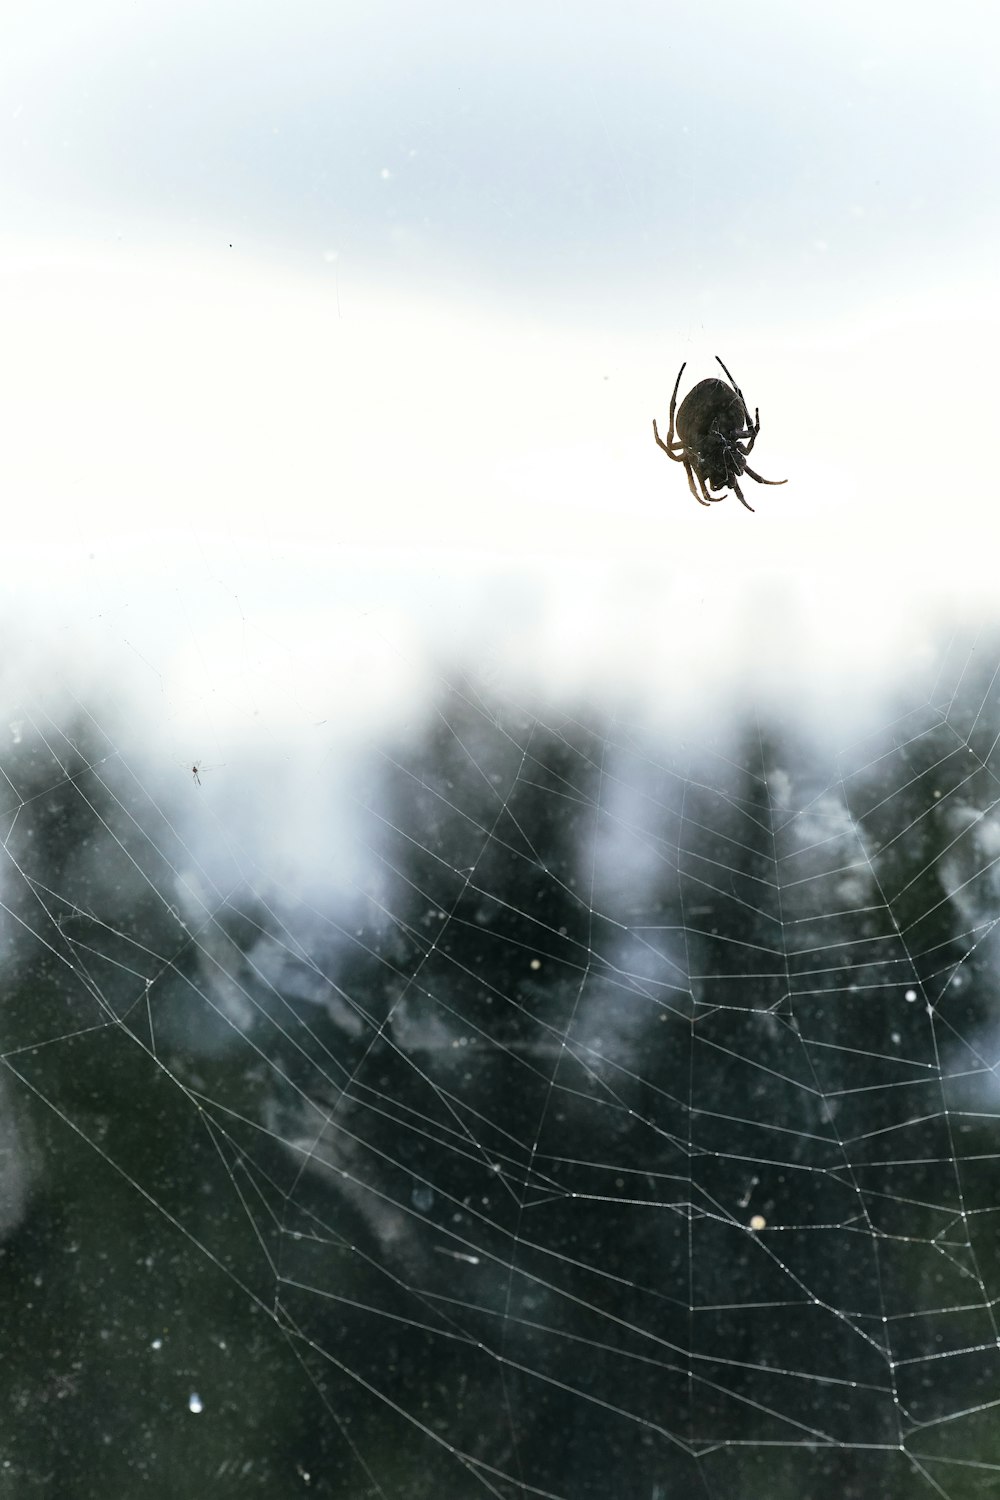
[714,355,751,421]
[716,356,787,486]
[654,361,722,506]
[652,416,690,455]
[667,361,686,446]
[653,407,714,506]
[743,464,787,487]
[715,355,761,450]
[652,417,681,460]
[728,476,756,513]
[680,456,712,506]
[689,462,727,505]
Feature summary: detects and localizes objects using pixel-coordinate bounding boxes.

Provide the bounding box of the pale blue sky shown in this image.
[3,0,999,755]
[5,0,998,327]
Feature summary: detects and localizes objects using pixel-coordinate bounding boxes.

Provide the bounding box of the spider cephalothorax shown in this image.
[653,356,786,512]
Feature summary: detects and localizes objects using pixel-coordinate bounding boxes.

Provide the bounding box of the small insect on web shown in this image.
[652,355,787,512]
[184,759,224,786]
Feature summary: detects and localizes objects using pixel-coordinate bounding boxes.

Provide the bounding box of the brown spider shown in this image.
[653,356,786,512]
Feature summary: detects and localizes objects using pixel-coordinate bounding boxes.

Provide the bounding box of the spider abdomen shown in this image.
[675,379,747,450]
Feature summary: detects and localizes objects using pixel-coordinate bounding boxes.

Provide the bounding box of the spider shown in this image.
[652,356,786,512]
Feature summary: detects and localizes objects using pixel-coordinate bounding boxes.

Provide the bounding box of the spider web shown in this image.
[3,600,1000,1500]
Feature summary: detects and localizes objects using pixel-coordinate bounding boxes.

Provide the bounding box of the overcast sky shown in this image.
[3,0,999,749]
[6,0,998,321]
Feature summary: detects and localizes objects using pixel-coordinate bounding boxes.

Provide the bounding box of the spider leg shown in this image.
[743,464,787,487]
[696,469,726,504]
[666,362,686,447]
[653,417,684,463]
[715,356,759,439]
[684,459,712,506]
[728,475,756,513]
